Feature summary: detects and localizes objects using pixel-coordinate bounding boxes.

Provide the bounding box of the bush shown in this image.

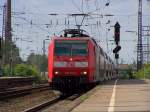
[2,64,45,83]
[120,71,129,79]
[135,63,150,79]
[127,65,135,79]
[3,65,11,76]
[119,65,135,79]
[14,64,40,78]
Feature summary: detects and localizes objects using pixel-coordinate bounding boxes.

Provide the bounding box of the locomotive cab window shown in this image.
[54,40,88,56]
[55,43,71,56]
[72,43,87,56]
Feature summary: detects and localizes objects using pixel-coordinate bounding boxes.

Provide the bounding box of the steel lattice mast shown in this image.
[137,0,143,70]
[5,0,12,41]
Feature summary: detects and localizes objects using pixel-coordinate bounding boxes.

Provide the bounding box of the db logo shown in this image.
[67,62,75,67]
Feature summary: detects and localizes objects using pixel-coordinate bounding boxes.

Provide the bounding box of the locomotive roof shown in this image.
[60,29,90,38]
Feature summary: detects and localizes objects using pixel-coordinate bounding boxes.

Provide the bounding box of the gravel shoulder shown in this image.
[0,90,56,112]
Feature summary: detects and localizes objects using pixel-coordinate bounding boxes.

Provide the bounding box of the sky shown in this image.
[0,0,150,63]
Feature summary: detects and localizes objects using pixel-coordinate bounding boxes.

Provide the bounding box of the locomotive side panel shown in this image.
[99,49,105,81]
[94,46,100,82]
[88,40,95,82]
[48,40,54,83]
[105,55,109,80]
[103,57,107,80]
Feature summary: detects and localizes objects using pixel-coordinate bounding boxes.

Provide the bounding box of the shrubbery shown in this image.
[3,64,40,79]
[3,65,10,76]
[15,64,39,76]
[119,65,135,79]
[2,63,48,83]
[135,63,150,79]
[120,64,150,79]
[1,41,48,83]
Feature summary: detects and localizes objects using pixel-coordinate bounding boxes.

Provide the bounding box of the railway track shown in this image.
[0,77,34,90]
[0,84,50,100]
[0,82,99,112]
[22,88,93,112]
[23,96,61,112]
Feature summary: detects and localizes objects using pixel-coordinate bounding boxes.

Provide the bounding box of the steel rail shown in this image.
[0,84,50,99]
[22,96,61,112]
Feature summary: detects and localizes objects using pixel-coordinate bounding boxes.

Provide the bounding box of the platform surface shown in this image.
[72,79,150,112]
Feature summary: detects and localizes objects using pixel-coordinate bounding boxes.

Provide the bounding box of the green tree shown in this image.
[26,53,48,72]
[14,64,39,77]
[3,40,22,66]
[3,65,10,76]
[136,63,150,79]
[127,65,134,79]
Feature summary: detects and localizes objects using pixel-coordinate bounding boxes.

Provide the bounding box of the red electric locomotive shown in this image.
[48,29,116,93]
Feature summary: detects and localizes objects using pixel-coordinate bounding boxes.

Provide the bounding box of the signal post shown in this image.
[113,22,121,76]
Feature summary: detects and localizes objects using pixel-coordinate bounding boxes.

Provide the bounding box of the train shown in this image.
[48,29,117,93]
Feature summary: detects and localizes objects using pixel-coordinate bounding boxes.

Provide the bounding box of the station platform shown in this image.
[72,79,150,112]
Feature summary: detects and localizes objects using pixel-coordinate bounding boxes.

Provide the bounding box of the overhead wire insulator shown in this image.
[30,20,33,28]
[65,18,67,25]
[56,19,59,25]
[68,20,69,25]
[50,20,52,25]
[97,21,99,26]
[99,21,101,26]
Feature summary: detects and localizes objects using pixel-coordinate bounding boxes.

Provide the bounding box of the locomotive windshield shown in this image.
[54,41,88,56]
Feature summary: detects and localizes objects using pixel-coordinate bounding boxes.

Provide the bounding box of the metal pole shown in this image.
[147,29,149,63]
[5,0,12,41]
[43,40,46,57]
[137,0,143,70]
[0,37,2,77]
[116,55,119,77]
[148,28,150,62]
[106,28,109,54]
[9,42,13,76]
[2,5,6,67]
[43,40,46,76]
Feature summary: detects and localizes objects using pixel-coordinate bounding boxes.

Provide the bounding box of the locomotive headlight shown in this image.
[70,58,73,61]
[55,71,59,75]
[83,71,87,75]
